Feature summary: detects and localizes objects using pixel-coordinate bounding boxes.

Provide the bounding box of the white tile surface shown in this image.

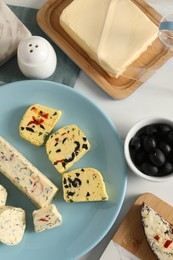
[100,240,140,260]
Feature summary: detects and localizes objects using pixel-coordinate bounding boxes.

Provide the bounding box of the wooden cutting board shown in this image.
[37,0,173,99]
[113,193,173,259]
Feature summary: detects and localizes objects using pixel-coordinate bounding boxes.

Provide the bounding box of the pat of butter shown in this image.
[0,185,7,206]
[32,204,62,232]
[0,136,58,208]
[60,0,158,77]
[0,1,31,66]
[62,168,108,202]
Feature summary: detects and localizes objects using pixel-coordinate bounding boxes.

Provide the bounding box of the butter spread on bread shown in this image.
[141,203,173,259]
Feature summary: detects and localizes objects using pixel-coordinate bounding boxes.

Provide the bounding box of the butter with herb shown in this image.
[141,203,173,259]
[0,184,7,206]
[19,104,62,146]
[0,136,58,208]
[33,204,62,232]
[46,125,90,174]
[0,206,26,245]
[62,168,109,202]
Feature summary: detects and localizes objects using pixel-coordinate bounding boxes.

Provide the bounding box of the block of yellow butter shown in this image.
[62,168,109,202]
[46,124,90,174]
[19,104,62,146]
[60,0,158,78]
[0,1,31,66]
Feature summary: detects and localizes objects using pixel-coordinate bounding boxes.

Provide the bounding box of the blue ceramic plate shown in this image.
[0,80,127,260]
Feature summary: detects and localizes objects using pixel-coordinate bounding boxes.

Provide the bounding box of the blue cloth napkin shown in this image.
[0,5,80,87]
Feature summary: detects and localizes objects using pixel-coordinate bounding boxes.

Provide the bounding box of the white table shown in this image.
[4,0,173,259]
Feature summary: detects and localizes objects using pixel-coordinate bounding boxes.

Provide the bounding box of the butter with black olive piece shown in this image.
[62,168,109,202]
[46,125,90,174]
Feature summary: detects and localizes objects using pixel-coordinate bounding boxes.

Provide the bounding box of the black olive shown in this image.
[145,125,157,136]
[167,131,173,144]
[149,149,166,167]
[74,141,80,151]
[129,136,141,152]
[141,161,158,176]
[136,127,146,138]
[143,136,156,152]
[64,152,75,163]
[167,151,173,164]
[72,178,82,187]
[158,162,173,176]
[159,141,172,156]
[134,149,147,166]
[159,124,172,136]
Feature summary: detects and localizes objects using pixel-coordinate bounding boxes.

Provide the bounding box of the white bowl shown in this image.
[124,117,173,182]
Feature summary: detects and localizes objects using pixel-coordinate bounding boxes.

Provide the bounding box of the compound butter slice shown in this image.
[19,104,62,146]
[62,168,108,202]
[0,206,26,246]
[46,125,90,174]
[0,185,7,206]
[60,0,158,78]
[0,136,58,208]
[33,204,62,232]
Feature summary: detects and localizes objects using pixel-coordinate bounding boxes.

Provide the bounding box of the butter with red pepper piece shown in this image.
[19,104,62,146]
[46,125,90,174]
[141,203,173,259]
[62,168,108,202]
[32,204,62,232]
[0,136,58,208]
